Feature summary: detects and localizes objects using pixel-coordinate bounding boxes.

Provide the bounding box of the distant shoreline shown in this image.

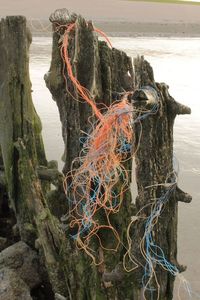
[1,0,200,37]
[29,20,200,38]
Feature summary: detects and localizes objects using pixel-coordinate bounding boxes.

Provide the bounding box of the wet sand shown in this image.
[1,0,200,37]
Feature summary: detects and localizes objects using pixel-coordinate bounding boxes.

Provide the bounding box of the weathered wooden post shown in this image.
[45,9,136,299]
[0,16,47,239]
[0,16,71,297]
[128,56,192,299]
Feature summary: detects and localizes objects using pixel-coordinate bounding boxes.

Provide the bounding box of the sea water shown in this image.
[30,36,200,299]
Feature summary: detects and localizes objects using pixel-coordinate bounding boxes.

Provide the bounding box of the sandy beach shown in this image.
[1,0,200,36]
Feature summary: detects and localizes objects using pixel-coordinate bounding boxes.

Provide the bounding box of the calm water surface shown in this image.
[30,36,200,298]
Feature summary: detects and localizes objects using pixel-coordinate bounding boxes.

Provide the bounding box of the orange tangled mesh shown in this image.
[59,21,134,263]
[60,22,110,121]
[64,98,133,264]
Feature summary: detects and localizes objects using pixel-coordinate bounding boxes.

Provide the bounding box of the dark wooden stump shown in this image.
[0,16,47,239]
[0,16,70,297]
[45,9,135,299]
[129,56,191,299]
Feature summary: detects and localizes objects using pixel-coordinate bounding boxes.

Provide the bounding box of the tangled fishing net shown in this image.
[64,98,134,263]
[56,18,162,267]
[56,19,137,263]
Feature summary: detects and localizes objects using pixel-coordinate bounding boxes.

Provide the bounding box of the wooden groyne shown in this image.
[0,11,192,300]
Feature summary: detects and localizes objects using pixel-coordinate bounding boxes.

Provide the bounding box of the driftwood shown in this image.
[0,16,46,238]
[0,16,70,297]
[0,10,192,300]
[129,57,191,299]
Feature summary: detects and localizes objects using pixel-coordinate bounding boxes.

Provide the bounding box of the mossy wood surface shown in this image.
[0,16,70,296]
